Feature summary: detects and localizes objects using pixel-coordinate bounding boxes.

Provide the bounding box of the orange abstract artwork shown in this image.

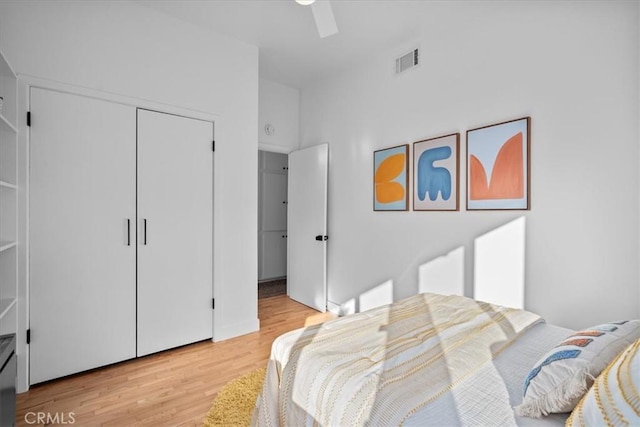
[469,132,523,200]
[373,145,408,211]
[375,153,405,203]
[466,117,530,210]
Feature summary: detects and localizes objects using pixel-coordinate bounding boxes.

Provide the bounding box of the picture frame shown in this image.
[373,144,409,211]
[466,117,531,210]
[413,133,460,211]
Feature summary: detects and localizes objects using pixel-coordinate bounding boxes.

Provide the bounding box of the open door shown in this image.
[287,143,328,312]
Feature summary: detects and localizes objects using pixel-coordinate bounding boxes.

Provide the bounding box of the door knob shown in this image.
[315,235,328,241]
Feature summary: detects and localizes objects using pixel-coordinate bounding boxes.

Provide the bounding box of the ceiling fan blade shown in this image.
[311,0,338,38]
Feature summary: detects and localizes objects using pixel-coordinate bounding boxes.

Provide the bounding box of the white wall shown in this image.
[300,0,639,330]
[259,78,300,153]
[0,0,259,388]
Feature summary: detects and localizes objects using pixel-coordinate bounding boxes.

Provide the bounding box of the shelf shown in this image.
[0,50,17,132]
[0,48,19,385]
[0,113,17,133]
[0,50,16,79]
[0,241,16,253]
[0,298,16,320]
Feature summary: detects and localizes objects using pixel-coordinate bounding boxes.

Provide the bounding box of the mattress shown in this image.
[254,293,574,426]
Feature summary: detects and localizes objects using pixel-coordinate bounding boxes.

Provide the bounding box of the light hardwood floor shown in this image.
[16,296,334,426]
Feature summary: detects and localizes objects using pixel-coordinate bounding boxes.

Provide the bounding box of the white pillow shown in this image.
[567,338,640,426]
[515,320,640,418]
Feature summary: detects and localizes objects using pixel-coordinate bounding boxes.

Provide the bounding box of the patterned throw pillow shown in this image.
[515,320,640,418]
[566,339,640,426]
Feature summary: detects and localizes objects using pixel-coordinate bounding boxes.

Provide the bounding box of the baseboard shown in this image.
[327,299,356,316]
[327,300,342,316]
[258,277,286,284]
[213,318,260,342]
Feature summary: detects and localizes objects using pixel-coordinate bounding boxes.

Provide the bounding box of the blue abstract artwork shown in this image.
[413,134,459,210]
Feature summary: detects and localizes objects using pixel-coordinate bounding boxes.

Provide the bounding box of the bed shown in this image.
[253,292,573,426]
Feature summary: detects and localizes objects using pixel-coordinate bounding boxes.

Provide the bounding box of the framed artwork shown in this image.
[413,133,459,211]
[466,117,530,210]
[374,144,409,211]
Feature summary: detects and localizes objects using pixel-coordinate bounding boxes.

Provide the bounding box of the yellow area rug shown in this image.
[203,367,266,427]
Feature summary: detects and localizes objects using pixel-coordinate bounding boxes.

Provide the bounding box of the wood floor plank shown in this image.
[16,295,334,426]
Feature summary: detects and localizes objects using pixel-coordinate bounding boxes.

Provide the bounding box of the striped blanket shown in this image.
[253,292,542,426]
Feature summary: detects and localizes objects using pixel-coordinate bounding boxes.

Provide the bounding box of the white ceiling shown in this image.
[139,0,449,89]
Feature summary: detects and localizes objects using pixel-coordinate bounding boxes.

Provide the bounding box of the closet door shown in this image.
[137,109,213,356]
[30,88,136,384]
[261,231,287,279]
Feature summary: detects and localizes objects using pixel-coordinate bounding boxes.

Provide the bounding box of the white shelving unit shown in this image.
[258,150,289,281]
[0,49,18,336]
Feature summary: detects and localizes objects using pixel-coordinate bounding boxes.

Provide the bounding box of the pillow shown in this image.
[566,338,640,426]
[515,320,640,418]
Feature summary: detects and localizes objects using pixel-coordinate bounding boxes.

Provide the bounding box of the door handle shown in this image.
[126,219,131,246]
[315,235,328,241]
[143,219,148,245]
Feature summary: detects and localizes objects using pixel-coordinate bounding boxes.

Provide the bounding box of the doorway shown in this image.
[258,150,288,298]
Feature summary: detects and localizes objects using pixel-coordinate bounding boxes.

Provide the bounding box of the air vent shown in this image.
[395,48,420,74]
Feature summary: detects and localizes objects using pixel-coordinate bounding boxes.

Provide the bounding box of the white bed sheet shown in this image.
[255,292,576,427]
[403,321,573,426]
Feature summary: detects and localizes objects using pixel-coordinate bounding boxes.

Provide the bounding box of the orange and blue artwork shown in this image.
[413,133,459,211]
[374,144,409,211]
[466,117,530,210]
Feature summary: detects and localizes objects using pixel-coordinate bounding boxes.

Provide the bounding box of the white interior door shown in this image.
[30,88,137,384]
[288,143,328,312]
[137,109,213,357]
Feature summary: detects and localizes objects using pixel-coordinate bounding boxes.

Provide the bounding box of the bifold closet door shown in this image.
[136,109,213,357]
[30,88,137,384]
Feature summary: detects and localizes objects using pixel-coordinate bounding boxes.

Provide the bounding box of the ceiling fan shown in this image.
[296,0,339,38]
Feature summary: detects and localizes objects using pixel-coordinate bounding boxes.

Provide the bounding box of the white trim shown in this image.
[16,79,29,393]
[212,318,260,342]
[258,142,295,154]
[19,74,219,123]
[327,300,342,316]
